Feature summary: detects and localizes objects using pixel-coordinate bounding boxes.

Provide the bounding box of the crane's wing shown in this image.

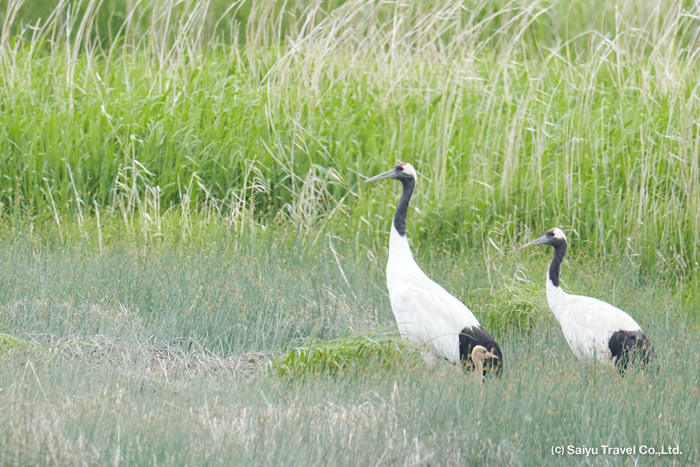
[388,271,480,363]
[556,294,642,362]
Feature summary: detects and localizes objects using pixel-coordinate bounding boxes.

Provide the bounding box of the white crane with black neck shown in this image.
[366,162,502,374]
[522,228,653,371]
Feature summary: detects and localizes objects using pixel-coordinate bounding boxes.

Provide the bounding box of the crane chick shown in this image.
[471,345,498,382]
[366,163,502,374]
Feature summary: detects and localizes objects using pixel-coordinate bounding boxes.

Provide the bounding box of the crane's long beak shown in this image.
[365,168,395,183]
[487,351,498,359]
[521,234,549,249]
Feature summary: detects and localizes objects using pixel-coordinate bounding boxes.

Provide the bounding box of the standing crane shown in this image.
[366,162,502,374]
[522,228,654,371]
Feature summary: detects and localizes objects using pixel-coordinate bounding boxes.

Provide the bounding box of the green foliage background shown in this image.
[0,0,697,277]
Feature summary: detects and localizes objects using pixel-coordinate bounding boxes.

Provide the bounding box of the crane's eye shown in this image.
[395,166,404,171]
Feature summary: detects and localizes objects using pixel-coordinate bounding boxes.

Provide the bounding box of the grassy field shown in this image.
[0,0,699,465]
[0,240,697,465]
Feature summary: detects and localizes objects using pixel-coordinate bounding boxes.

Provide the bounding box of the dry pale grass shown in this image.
[18,334,273,382]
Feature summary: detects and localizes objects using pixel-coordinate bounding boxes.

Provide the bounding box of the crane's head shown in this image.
[521,227,567,249]
[365,162,417,184]
[471,345,498,367]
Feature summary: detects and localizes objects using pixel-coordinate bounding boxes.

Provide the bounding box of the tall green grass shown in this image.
[0,0,697,277]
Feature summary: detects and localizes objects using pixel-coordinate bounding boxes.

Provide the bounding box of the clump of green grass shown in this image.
[270,329,422,379]
[0,332,35,355]
[481,281,545,336]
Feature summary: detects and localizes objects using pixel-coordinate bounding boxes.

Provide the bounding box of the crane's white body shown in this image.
[387,224,480,364]
[545,279,642,364]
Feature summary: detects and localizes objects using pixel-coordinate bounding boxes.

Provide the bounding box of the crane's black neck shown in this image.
[548,240,567,287]
[393,178,415,237]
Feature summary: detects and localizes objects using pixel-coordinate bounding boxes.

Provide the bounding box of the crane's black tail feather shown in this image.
[459,326,503,376]
[608,330,654,373]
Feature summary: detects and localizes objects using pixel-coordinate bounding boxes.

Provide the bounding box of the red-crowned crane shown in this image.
[522,228,654,371]
[366,162,502,374]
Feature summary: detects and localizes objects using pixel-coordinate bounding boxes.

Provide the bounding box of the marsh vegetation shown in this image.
[0,0,698,464]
